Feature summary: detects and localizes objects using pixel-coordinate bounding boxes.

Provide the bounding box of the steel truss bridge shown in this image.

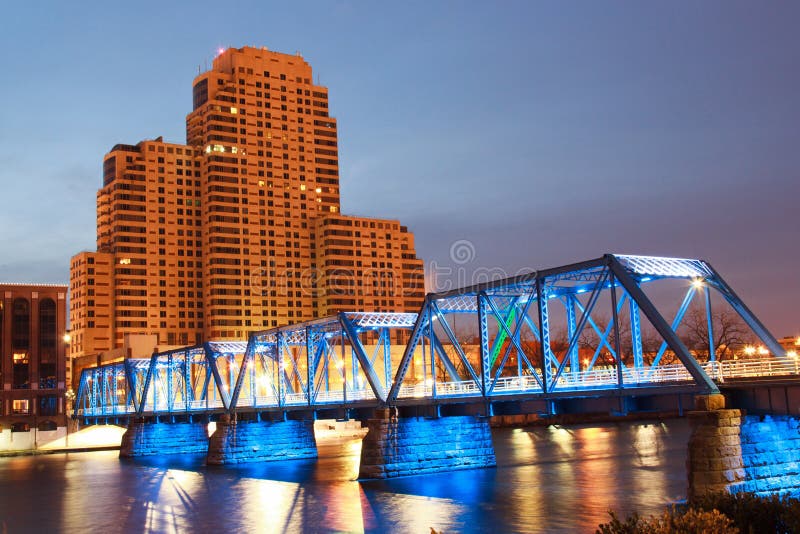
[75,254,790,423]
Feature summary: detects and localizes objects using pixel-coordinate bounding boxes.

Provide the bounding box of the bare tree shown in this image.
[680,308,756,360]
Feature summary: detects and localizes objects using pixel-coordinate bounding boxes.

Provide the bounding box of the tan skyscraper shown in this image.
[69,46,424,362]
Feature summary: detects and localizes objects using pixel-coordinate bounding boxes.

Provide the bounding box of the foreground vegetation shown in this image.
[597,492,800,533]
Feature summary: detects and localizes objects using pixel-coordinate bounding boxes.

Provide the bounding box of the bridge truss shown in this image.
[75,254,788,421]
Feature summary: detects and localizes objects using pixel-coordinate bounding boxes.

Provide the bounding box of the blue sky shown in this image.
[0,1,797,334]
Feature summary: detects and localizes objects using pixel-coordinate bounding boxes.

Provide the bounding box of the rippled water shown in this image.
[0,419,690,533]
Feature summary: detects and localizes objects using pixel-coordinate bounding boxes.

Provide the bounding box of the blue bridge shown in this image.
[73,254,794,477]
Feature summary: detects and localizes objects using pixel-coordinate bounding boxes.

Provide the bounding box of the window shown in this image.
[39,396,58,416]
[12,298,29,350]
[12,399,29,415]
[39,298,57,360]
[13,352,29,389]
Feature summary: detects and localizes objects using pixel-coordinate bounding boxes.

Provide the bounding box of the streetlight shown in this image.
[64,388,75,449]
[63,330,73,449]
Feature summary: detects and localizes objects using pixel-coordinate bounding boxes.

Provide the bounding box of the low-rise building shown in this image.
[0,283,68,449]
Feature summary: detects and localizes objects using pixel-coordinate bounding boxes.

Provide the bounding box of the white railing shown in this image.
[392,358,800,399]
[77,358,800,416]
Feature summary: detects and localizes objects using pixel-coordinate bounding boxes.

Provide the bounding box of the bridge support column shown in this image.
[358,409,496,479]
[686,394,745,499]
[119,419,209,458]
[206,414,317,465]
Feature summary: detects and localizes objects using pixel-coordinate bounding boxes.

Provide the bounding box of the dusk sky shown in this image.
[0,1,797,335]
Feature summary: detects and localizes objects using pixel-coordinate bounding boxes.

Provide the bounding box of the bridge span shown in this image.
[73,254,792,477]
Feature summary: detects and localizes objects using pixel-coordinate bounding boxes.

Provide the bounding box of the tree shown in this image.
[680,308,756,360]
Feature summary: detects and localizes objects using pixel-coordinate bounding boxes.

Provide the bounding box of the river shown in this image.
[0,418,690,533]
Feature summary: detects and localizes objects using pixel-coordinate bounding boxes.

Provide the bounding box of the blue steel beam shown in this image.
[490,288,541,392]
[203,342,231,411]
[706,265,787,358]
[609,272,624,389]
[607,255,719,394]
[431,300,481,386]
[650,287,697,369]
[704,286,716,362]
[551,271,609,384]
[137,350,159,416]
[477,292,490,397]
[75,253,782,422]
[339,312,387,402]
[388,296,431,404]
[629,298,644,370]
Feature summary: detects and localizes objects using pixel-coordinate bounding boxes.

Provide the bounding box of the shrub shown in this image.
[599,492,800,534]
[597,508,737,534]
[689,491,800,533]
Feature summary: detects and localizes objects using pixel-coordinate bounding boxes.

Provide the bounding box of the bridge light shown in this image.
[788,350,798,359]
[691,278,705,289]
[757,346,769,356]
[744,346,756,356]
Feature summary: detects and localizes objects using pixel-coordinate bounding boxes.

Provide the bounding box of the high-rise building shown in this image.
[69,46,424,361]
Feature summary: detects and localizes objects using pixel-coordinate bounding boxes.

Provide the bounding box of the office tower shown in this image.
[69,46,424,361]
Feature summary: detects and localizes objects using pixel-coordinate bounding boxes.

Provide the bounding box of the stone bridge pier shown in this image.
[358,409,496,479]
[119,418,209,458]
[206,414,317,465]
[688,393,800,499]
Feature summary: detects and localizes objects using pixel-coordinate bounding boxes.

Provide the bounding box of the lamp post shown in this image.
[64,388,75,449]
[63,331,72,449]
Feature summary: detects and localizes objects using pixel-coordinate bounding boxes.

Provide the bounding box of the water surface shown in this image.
[0,419,690,533]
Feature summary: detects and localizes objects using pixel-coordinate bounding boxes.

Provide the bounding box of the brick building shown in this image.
[69,46,425,362]
[0,284,68,433]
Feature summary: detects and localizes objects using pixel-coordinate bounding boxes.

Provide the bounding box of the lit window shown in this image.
[230,107,238,114]
[300,184,306,191]
[12,399,29,414]
[330,206,338,213]
[315,187,322,193]
[119,258,131,265]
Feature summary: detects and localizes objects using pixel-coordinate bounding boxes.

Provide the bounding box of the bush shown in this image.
[689,491,800,533]
[597,508,737,534]
[598,492,800,534]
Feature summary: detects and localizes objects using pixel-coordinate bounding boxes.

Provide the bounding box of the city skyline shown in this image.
[1,1,798,335]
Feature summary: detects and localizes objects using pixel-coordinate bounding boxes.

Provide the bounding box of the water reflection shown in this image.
[0,419,690,533]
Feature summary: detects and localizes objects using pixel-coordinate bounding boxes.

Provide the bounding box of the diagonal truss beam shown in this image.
[607,255,718,394]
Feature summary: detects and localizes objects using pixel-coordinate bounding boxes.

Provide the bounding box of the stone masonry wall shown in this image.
[119,421,209,457]
[687,406,745,500]
[359,415,496,479]
[206,419,317,465]
[734,415,800,497]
